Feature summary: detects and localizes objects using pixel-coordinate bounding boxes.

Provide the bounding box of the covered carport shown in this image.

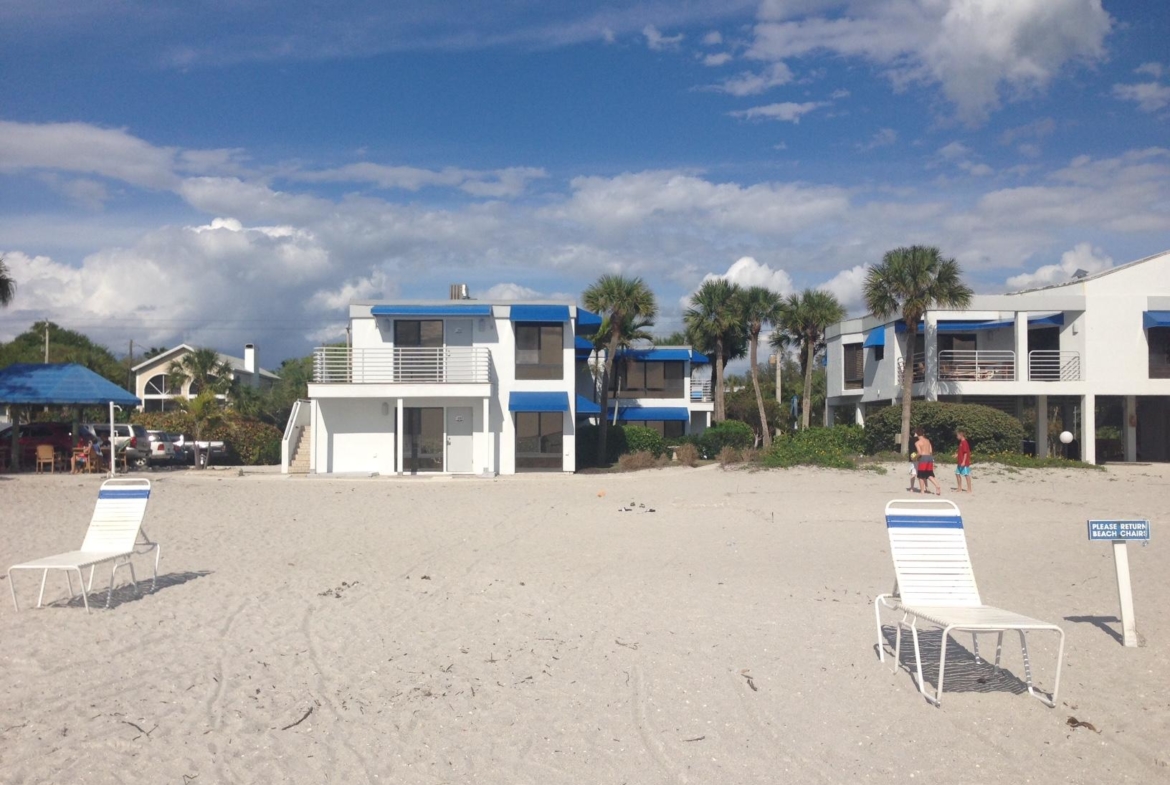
[0,363,141,473]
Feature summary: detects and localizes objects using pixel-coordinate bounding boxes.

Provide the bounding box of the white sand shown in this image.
[2,462,1168,784]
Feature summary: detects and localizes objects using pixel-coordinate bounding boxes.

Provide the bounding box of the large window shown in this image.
[516,323,563,380]
[1150,327,1170,379]
[515,411,563,470]
[611,360,685,398]
[843,344,864,390]
[395,320,444,348]
[403,407,444,473]
[638,420,685,440]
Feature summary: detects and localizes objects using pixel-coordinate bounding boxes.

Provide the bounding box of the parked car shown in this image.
[172,433,228,465]
[145,430,178,466]
[0,422,89,467]
[87,423,150,467]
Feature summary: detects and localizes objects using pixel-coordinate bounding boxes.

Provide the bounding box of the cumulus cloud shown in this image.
[711,62,794,95]
[680,256,796,311]
[747,0,1113,124]
[820,264,869,314]
[1112,81,1170,113]
[1005,242,1113,290]
[703,52,733,66]
[293,163,547,198]
[481,283,544,300]
[730,100,825,122]
[1135,62,1165,79]
[702,31,724,46]
[643,25,683,51]
[857,128,897,151]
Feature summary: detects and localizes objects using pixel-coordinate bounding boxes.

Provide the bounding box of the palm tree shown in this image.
[0,256,16,307]
[741,286,784,447]
[864,246,973,454]
[684,279,745,423]
[582,275,658,464]
[182,390,225,469]
[778,289,846,430]
[167,348,233,399]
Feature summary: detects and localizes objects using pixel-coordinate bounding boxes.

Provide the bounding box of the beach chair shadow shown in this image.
[47,570,212,610]
[1063,615,1124,645]
[877,623,1030,697]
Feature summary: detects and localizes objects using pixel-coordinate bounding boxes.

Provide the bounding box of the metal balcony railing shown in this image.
[897,353,925,384]
[938,350,1016,382]
[1029,350,1081,381]
[690,380,713,402]
[313,346,491,384]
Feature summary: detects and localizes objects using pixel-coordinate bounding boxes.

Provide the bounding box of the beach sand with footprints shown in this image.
[2,462,1168,783]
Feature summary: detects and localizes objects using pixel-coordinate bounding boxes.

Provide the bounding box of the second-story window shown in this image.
[395,320,443,347]
[611,360,685,398]
[844,344,864,390]
[516,323,563,380]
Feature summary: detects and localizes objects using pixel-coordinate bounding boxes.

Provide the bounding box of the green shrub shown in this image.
[862,401,1025,455]
[575,423,628,467]
[131,410,282,465]
[623,425,666,458]
[701,420,755,456]
[762,425,863,469]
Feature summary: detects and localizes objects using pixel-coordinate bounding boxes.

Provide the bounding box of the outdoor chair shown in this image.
[874,499,1064,707]
[35,444,57,473]
[8,478,159,613]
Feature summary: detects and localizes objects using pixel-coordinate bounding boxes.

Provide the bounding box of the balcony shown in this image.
[313,346,491,384]
[690,379,713,402]
[938,350,1016,382]
[897,353,925,384]
[1028,350,1081,381]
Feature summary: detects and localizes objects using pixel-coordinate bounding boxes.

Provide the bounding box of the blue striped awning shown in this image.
[371,304,492,317]
[616,348,697,362]
[510,305,570,322]
[613,406,689,423]
[1029,313,1064,327]
[575,395,601,416]
[575,336,594,360]
[863,328,885,348]
[576,309,602,334]
[690,350,710,365]
[1144,311,1170,329]
[508,391,570,413]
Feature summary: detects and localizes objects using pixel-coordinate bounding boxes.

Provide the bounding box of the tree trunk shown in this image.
[802,338,815,430]
[596,338,619,465]
[900,321,917,456]
[713,337,726,422]
[749,331,770,448]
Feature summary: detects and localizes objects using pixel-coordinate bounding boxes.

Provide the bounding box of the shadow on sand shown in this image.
[1063,614,1124,645]
[875,624,1033,699]
[44,570,212,611]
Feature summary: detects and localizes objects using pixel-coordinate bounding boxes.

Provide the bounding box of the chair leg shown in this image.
[1017,630,1035,696]
[936,626,953,706]
[894,614,907,674]
[972,632,980,664]
[37,569,49,608]
[9,569,20,611]
[66,570,76,598]
[128,561,139,594]
[874,595,886,663]
[994,632,1004,668]
[107,563,119,609]
[151,545,160,592]
[87,565,96,592]
[78,569,90,613]
[910,620,931,703]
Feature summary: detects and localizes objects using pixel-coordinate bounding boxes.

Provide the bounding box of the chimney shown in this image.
[450,284,470,300]
[244,343,259,387]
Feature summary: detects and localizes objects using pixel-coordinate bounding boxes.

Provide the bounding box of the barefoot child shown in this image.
[914,428,942,495]
[955,429,973,493]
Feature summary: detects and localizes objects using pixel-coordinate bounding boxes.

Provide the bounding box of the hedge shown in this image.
[700,420,755,456]
[762,425,864,469]
[623,425,666,458]
[132,410,282,466]
[862,401,1025,455]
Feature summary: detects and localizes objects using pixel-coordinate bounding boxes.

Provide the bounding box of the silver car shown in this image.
[145,430,178,466]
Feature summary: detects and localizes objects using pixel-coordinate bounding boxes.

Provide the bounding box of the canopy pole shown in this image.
[108,401,116,479]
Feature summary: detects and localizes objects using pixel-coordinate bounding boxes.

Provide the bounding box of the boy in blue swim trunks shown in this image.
[955,429,972,493]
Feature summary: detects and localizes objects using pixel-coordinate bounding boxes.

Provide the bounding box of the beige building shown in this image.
[130,343,279,412]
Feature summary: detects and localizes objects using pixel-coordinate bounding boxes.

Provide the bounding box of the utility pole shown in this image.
[127,339,135,391]
[43,322,49,363]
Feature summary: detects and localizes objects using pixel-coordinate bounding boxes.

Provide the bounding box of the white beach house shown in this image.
[284,293,602,476]
[131,343,279,411]
[605,347,713,437]
[823,249,1170,464]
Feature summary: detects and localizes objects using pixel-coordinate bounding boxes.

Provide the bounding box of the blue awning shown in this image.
[690,350,710,365]
[575,336,594,360]
[1029,313,1065,327]
[508,391,570,413]
[0,363,141,406]
[575,395,601,415]
[510,305,570,322]
[616,348,695,362]
[371,304,492,317]
[1143,311,1170,329]
[612,406,690,423]
[863,328,885,348]
[576,309,602,334]
[895,319,1013,333]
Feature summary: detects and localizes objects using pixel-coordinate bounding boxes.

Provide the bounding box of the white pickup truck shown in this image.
[172,434,228,465]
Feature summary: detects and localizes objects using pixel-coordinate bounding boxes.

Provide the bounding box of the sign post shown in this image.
[1087,519,1151,647]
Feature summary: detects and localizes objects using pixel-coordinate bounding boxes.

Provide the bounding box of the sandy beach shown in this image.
[1,462,1168,784]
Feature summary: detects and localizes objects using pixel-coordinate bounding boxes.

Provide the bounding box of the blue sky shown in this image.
[1,0,1168,367]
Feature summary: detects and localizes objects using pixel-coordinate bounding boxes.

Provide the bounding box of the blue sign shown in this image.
[1087,520,1151,541]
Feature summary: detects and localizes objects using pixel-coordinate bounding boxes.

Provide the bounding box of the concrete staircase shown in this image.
[289,425,311,474]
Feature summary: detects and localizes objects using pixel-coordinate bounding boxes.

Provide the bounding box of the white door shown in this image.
[446,407,474,473]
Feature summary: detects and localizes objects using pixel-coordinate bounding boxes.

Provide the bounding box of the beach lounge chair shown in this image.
[8,478,159,613]
[874,499,1064,707]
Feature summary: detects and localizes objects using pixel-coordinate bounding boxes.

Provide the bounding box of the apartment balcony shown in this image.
[690,380,713,403]
[1028,350,1081,382]
[938,350,1016,382]
[312,346,491,386]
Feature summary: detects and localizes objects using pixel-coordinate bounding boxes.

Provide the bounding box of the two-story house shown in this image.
[606,347,713,437]
[824,249,1170,464]
[132,343,279,411]
[284,293,600,476]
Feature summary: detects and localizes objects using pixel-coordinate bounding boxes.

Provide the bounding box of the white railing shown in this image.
[1029,350,1081,381]
[690,379,713,402]
[313,346,491,384]
[938,350,1016,382]
[281,398,310,474]
[897,353,926,384]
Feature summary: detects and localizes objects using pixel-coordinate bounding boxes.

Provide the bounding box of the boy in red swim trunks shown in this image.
[955,429,973,493]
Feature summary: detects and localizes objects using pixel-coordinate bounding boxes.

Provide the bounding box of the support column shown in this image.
[1082,394,1096,465]
[855,403,865,426]
[1014,311,1028,382]
[1036,394,1048,458]
[482,398,494,476]
[1124,395,1137,462]
[396,399,405,475]
[923,313,938,401]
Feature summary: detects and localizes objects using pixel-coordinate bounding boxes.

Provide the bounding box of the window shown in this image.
[144,374,170,395]
[395,320,443,348]
[640,420,685,440]
[611,359,686,398]
[515,411,563,470]
[515,323,563,380]
[843,344,864,390]
[940,333,976,353]
[1150,327,1170,379]
[873,345,885,362]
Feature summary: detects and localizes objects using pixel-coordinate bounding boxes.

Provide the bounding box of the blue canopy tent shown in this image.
[0,363,141,473]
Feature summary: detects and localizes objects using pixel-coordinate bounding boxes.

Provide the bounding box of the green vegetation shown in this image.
[775,289,846,430]
[623,425,666,458]
[700,420,754,456]
[0,321,125,384]
[863,401,1025,455]
[761,425,864,469]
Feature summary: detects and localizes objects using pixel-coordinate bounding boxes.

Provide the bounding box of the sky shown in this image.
[1,0,1168,368]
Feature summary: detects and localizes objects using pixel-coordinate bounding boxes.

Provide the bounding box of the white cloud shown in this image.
[857,128,897,151]
[702,52,733,67]
[730,100,825,122]
[712,62,794,95]
[293,162,547,198]
[1112,81,1170,113]
[938,141,971,160]
[481,283,544,300]
[819,264,868,314]
[999,117,1056,145]
[37,175,111,210]
[1135,62,1165,79]
[643,25,683,51]
[1005,242,1113,290]
[680,256,796,311]
[0,120,180,190]
[702,31,724,46]
[747,0,1113,124]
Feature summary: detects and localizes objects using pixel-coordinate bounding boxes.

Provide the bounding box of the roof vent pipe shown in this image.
[450,284,470,300]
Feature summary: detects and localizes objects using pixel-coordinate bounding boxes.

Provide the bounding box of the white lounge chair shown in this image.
[8,478,159,613]
[874,499,1064,707]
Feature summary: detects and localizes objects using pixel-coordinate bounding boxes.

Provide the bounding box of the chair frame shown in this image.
[874,499,1064,707]
[8,478,159,613]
